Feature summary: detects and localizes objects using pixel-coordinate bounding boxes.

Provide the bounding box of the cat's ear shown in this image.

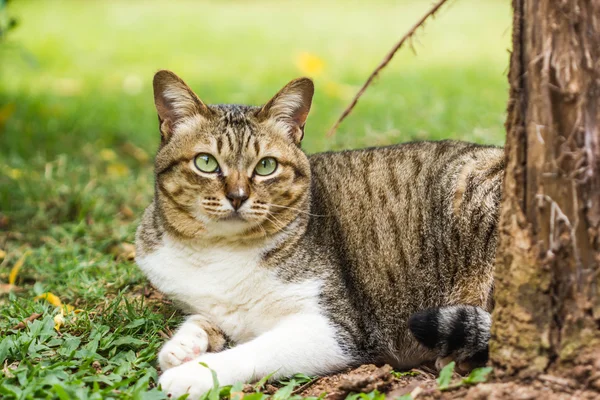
[257,77,314,144]
[153,70,211,141]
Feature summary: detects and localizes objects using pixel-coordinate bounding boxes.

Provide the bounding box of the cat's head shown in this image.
[152,70,313,240]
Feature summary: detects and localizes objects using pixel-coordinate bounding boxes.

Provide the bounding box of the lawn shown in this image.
[0,0,511,398]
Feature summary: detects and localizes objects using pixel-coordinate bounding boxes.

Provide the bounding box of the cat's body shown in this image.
[136,71,504,398]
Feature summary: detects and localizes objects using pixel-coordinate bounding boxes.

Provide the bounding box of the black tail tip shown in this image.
[408,308,440,349]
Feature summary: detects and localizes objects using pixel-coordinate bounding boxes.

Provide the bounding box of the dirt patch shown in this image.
[298,364,438,399]
[293,364,599,400]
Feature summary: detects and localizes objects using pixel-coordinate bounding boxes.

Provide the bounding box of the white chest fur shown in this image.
[136,235,322,343]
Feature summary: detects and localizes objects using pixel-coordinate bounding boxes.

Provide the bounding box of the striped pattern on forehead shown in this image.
[213,104,262,163]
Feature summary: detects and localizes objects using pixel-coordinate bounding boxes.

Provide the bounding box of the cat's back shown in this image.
[308,141,504,239]
[308,140,503,196]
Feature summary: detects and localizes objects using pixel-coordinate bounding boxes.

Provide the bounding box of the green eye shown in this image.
[194,153,220,173]
[255,157,277,176]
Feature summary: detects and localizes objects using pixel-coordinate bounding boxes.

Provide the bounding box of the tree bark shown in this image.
[490,0,600,383]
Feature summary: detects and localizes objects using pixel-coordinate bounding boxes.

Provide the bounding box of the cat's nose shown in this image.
[226,190,249,211]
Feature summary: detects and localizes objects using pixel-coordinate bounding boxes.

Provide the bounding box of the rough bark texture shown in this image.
[491,0,600,383]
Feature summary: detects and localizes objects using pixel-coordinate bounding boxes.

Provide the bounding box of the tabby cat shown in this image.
[135,70,504,399]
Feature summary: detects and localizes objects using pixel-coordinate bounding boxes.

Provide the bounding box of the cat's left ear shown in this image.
[257,77,314,144]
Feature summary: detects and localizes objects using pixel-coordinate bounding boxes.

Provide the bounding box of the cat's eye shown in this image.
[255,157,277,176]
[194,153,220,173]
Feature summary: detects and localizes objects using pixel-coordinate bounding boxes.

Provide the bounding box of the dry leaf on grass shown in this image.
[34,292,81,330]
[0,283,23,294]
[9,252,29,285]
[106,162,129,177]
[11,313,43,330]
[0,103,16,127]
[35,292,63,307]
[109,242,136,260]
[119,205,134,219]
[122,142,149,163]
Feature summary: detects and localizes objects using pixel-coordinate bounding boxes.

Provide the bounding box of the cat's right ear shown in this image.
[153,70,211,142]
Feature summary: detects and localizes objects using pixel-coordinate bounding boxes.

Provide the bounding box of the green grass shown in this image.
[0,0,510,398]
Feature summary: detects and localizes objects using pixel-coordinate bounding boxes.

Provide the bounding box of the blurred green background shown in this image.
[0,1,511,398]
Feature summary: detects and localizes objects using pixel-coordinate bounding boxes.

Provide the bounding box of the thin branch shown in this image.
[327,0,451,137]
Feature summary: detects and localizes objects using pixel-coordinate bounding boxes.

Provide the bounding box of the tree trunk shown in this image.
[490,0,600,383]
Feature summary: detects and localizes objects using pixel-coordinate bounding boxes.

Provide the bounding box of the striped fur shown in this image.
[136,71,504,398]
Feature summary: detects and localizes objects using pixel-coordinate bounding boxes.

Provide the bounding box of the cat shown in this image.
[135,70,504,399]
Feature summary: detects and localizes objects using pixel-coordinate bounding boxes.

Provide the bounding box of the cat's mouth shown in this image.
[219,212,247,222]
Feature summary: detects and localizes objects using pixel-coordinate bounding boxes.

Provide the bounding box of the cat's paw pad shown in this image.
[435,356,475,374]
[159,361,214,400]
[435,355,455,371]
[158,325,209,371]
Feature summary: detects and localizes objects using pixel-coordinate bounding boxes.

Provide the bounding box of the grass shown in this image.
[0,0,510,398]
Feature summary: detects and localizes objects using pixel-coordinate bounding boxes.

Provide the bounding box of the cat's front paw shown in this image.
[158,324,209,371]
[159,361,216,399]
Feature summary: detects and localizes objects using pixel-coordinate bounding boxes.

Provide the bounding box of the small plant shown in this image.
[436,361,456,390]
[391,370,420,378]
[180,369,322,400]
[345,390,386,400]
[436,362,493,391]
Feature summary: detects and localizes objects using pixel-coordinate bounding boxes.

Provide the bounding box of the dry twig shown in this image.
[10,312,43,331]
[291,377,322,395]
[327,0,451,136]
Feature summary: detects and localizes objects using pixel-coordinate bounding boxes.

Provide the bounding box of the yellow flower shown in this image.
[107,162,130,177]
[7,169,23,179]
[100,149,117,162]
[296,52,325,77]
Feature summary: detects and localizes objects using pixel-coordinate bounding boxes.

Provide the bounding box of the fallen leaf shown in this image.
[11,312,43,330]
[99,148,117,162]
[35,292,63,307]
[0,283,23,294]
[2,360,19,379]
[109,242,136,260]
[92,360,102,374]
[119,205,134,219]
[0,103,16,126]
[122,142,149,163]
[107,162,129,177]
[54,312,65,331]
[8,252,29,285]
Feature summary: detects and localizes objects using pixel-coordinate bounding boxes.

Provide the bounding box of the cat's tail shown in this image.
[407,305,491,370]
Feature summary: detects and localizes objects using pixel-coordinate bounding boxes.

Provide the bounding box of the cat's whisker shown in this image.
[256,222,268,238]
[264,214,287,231]
[264,203,330,217]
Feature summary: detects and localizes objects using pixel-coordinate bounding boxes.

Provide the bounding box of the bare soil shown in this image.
[294,364,600,400]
